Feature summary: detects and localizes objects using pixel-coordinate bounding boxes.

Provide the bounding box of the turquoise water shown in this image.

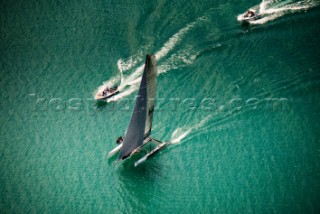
[1,0,320,213]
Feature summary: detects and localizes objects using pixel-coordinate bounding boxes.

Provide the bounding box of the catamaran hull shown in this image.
[135,142,167,167]
[108,137,151,159]
[108,137,166,166]
[108,143,123,157]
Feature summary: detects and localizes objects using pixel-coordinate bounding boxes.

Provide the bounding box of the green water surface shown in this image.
[1,0,320,213]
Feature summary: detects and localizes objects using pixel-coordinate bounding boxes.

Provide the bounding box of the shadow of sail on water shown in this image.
[118,54,157,160]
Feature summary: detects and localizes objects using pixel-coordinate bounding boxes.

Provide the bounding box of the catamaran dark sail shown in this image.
[109,54,166,165]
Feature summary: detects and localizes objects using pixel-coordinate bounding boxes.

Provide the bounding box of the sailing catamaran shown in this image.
[108,54,166,166]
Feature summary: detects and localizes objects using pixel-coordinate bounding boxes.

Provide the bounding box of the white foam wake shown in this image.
[96,17,206,102]
[170,128,193,144]
[154,21,197,60]
[117,51,144,72]
[169,115,212,144]
[238,0,319,25]
[158,46,198,74]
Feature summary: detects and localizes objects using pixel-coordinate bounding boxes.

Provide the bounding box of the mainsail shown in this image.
[118,54,158,160]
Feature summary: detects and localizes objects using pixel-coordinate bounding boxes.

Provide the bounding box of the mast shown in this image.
[118,54,157,160]
[144,55,157,138]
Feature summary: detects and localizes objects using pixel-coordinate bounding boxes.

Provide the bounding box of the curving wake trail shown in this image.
[94,17,206,102]
[169,114,212,144]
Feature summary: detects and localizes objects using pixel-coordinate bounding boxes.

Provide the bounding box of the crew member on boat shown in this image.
[102,86,118,96]
[244,9,255,18]
[116,136,123,144]
[102,88,108,96]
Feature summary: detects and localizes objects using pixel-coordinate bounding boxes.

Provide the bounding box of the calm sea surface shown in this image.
[1,0,320,213]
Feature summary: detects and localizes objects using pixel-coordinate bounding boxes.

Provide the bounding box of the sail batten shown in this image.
[118,54,157,160]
